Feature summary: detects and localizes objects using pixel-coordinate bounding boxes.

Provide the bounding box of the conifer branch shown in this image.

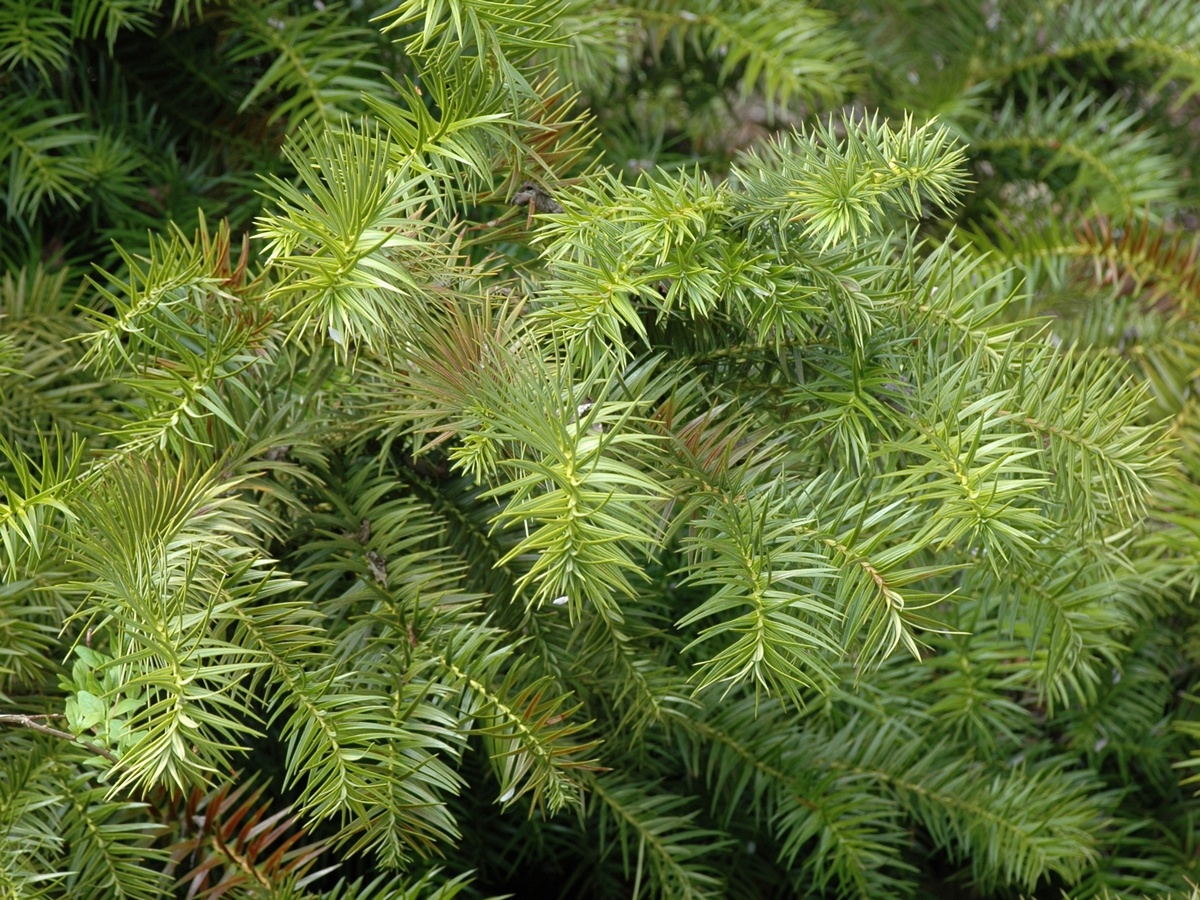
[0,714,119,763]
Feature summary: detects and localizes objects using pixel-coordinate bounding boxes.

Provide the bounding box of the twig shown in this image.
[0,713,120,763]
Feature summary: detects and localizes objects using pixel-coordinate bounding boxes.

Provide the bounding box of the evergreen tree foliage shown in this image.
[3,0,1200,897]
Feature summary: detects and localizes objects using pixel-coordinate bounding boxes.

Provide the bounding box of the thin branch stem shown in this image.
[0,713,120,763]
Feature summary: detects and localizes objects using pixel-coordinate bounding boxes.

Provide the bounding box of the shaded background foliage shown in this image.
[3,0,1200,898]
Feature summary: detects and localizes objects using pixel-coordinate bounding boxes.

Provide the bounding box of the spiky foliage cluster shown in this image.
[3,0,1200,898]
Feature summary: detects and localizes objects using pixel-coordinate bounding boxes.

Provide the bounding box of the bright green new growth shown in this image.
[3,0,1200,898]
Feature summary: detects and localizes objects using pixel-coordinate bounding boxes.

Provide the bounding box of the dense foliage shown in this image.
[3,0,1200,897]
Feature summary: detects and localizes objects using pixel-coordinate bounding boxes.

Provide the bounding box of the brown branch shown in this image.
[0,713,119,763]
